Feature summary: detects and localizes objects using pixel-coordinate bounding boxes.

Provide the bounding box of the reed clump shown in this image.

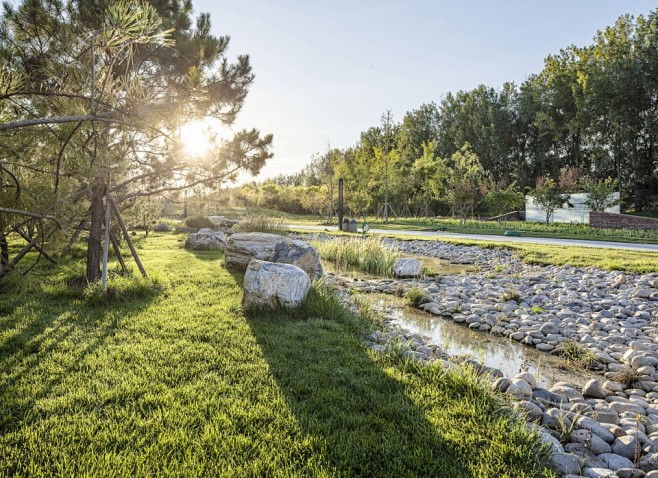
[317,237,400,277]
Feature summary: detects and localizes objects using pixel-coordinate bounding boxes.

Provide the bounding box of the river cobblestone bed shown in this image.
[299,233,658,477]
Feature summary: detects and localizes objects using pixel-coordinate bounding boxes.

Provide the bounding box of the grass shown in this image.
[0,234,554,477]
[405,287,425,307]
[501,290,522,302]
[296,227,658,274]
[366,217,658,244]
[237,216,288,234]
[611,367,643,389]
[315,236,401,277]
[557,341,598,369]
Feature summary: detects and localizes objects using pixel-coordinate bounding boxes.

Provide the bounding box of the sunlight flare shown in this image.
[179,117,230,158]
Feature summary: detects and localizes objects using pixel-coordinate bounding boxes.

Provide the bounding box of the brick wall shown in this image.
[589,211,658,230]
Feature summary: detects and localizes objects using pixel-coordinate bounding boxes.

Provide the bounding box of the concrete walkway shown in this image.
[290,224,658,253]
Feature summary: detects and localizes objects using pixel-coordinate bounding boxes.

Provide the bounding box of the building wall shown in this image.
[590,211,658,230]
[525,192,620,224]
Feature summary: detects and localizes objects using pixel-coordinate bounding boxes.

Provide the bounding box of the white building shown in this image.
[525,192,620,224]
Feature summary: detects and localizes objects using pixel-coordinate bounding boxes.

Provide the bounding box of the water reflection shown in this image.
[378,297,598,389]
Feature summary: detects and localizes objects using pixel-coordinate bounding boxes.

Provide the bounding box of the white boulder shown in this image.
[393,258,422,278]
[153,222,171,232]
[242,260,311,311]
[185,229,226,250]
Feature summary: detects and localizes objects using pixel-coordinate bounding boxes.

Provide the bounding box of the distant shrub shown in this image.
[184,215,215,230]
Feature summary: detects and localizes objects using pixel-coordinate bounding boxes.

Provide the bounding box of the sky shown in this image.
[192,0,658,183]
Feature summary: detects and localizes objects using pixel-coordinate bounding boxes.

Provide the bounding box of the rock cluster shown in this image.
[207,215,239,234]
[311,234,658,477]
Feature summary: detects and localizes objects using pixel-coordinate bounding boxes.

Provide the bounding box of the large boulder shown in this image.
[226,232,323,279]
[185,229,227,250]
[393,258,422,278]
[242,259,311,311]
[153,222,171,232]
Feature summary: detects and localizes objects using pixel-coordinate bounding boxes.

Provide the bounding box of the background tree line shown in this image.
[222,9,657,219]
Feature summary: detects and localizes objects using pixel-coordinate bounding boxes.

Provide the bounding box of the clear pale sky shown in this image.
[192,0,657,182]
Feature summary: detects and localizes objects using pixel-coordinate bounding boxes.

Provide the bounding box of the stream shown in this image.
[367,293,599,390]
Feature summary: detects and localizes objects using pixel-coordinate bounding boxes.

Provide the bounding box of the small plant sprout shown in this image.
[502,290,521,302]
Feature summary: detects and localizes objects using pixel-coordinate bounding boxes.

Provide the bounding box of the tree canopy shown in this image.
[0,0,272,281]
[238,8,657,220]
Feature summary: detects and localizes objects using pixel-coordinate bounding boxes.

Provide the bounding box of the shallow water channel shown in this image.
[368,294,600,390]
[323,252,600,389]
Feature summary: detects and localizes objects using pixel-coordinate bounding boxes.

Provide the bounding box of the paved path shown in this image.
[290,224,658,253]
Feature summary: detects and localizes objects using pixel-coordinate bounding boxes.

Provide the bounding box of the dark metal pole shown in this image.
[338,178,344,230]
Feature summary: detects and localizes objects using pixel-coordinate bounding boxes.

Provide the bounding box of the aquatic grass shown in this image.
[237,216,288,234]
[316,236,400,277]
[405,287,425,307]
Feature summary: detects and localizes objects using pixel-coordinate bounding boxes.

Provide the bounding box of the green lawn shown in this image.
[364,217,658,244]
[0,234,553,477]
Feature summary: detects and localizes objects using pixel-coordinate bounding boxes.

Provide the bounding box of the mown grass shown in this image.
[367,217,658,243]
[315,236,401,277]
[0,234,554,477]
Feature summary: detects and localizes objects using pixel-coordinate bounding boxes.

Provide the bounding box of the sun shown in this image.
[179,117,228,157]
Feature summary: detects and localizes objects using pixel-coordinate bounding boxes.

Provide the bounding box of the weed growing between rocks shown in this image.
[502,290,521,302]
[405,287,425,307]
[557,341,598,369]
[612,367,644,389]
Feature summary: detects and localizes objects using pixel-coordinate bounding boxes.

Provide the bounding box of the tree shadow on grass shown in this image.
[0,285,161,433]
[245,290,471,477]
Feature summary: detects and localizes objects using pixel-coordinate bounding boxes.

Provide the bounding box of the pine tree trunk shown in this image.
[86,181,104,282]
[0,235,8,267]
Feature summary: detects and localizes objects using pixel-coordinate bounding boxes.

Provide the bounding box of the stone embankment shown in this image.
[312,234,658,478]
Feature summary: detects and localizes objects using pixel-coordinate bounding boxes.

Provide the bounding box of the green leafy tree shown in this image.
[483,182,525,217]
[532,177,570,224]
[446,143,485,220]
[585,177,620,211]
[128,196,163,237]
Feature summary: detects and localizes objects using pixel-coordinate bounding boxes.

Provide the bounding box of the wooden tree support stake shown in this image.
[60,219,87,258]
[109,231,127,273]
[109,198,147,278]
